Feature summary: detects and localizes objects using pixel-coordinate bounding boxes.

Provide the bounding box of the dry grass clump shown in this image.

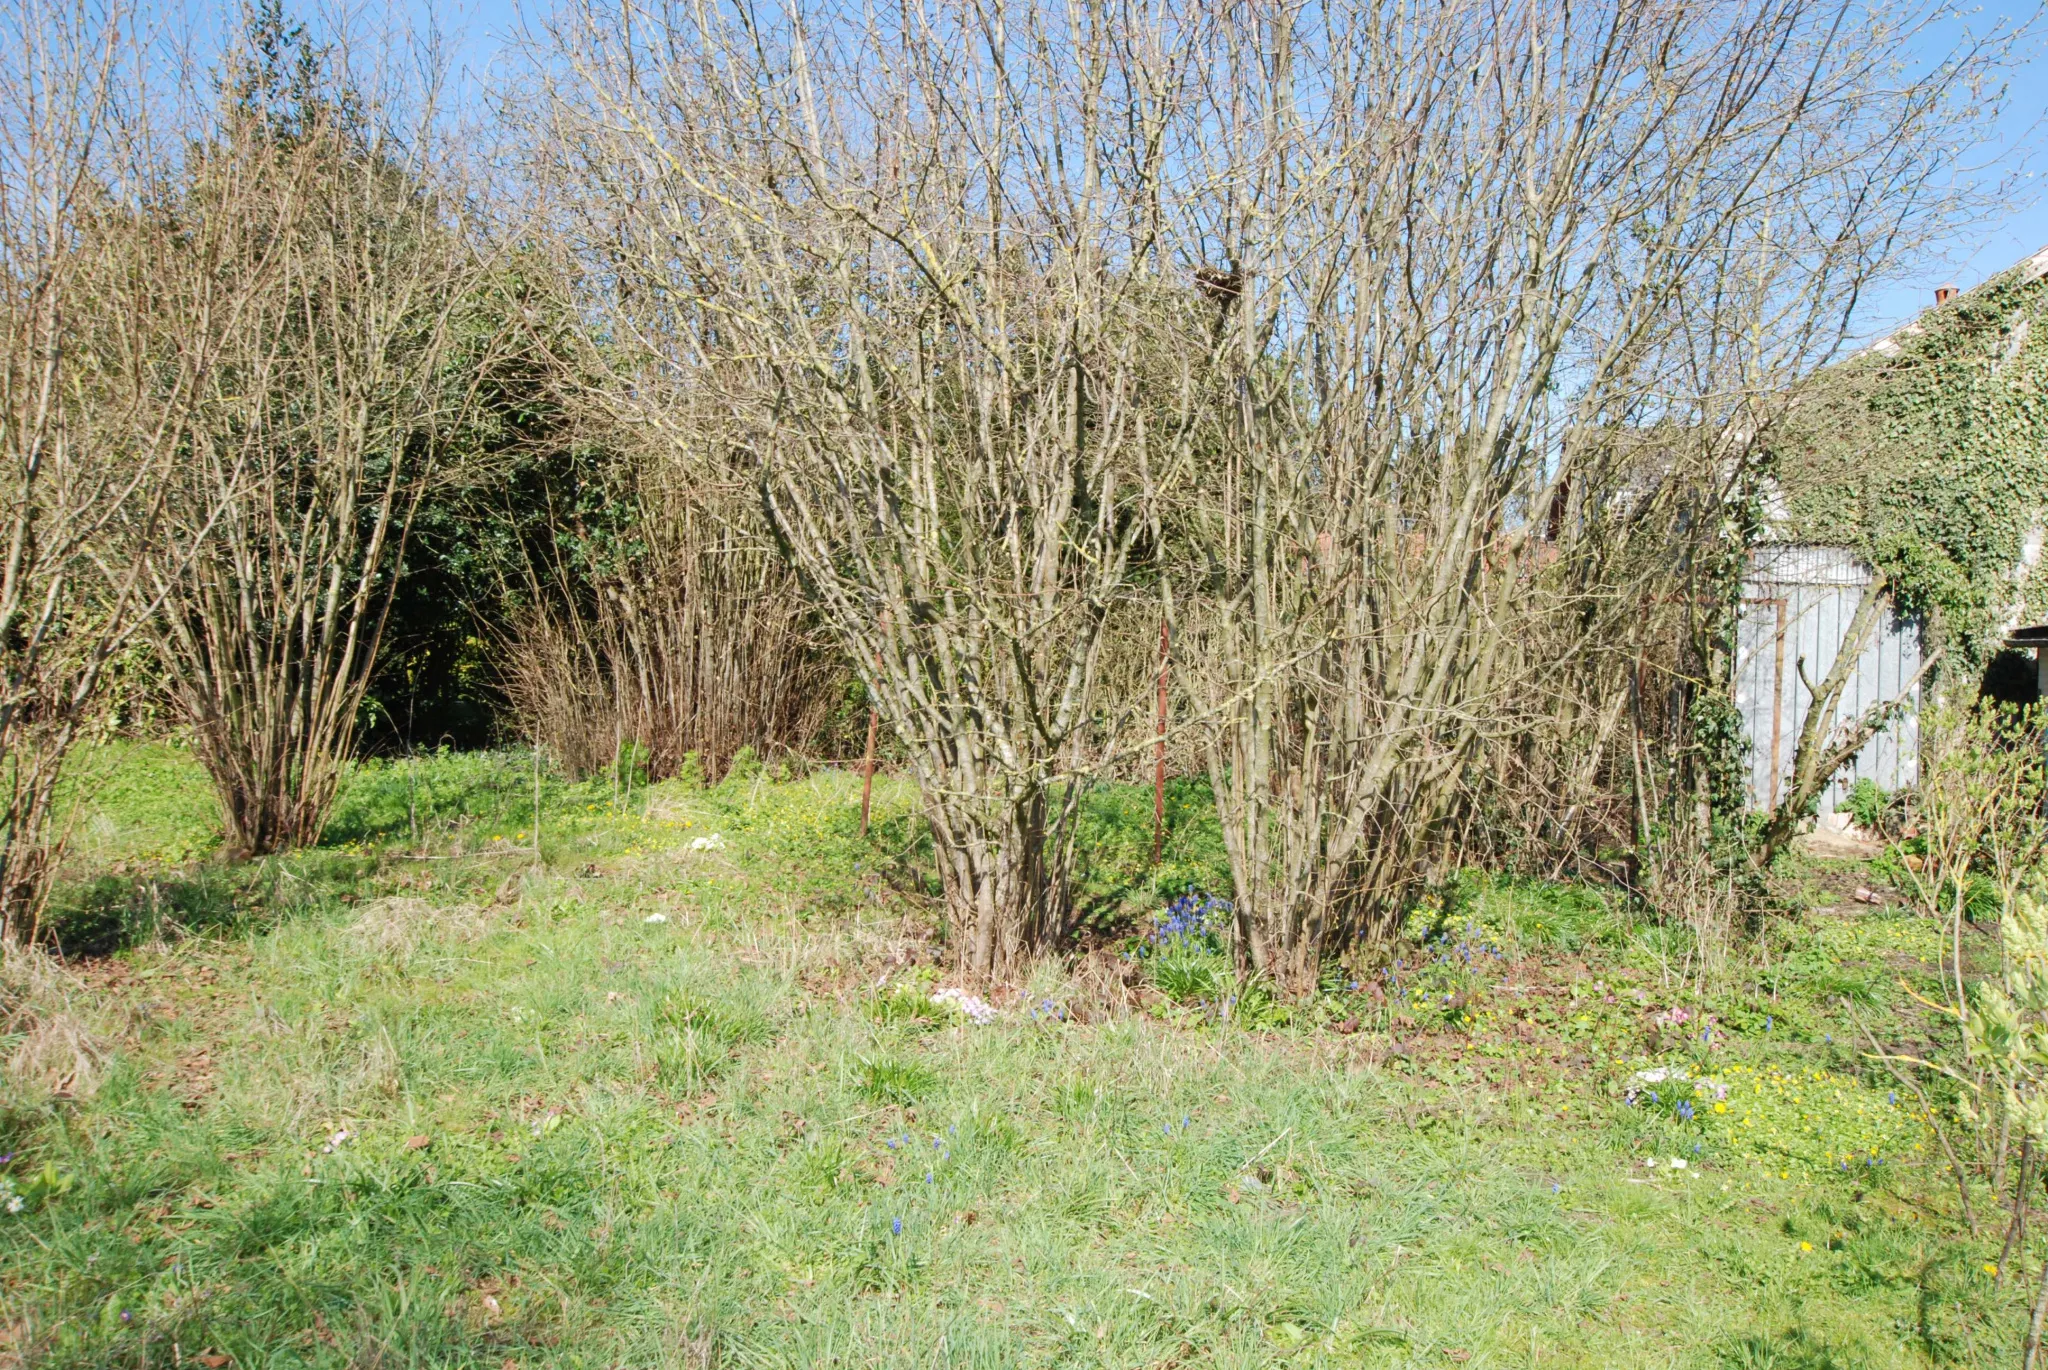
[347,897,492,960]
[1,944,108,1101]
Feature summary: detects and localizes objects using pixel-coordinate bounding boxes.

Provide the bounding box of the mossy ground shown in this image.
[0,744,2032,1367]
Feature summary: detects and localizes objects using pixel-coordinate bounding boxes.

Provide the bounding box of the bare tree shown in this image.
[1168,0,2015,989]
[499,428,848,782]
[532,0,1227,978]
[1752,570,1939,867]
[0,0,248,941]
[143,8,491,857]
[528,0,2011,987]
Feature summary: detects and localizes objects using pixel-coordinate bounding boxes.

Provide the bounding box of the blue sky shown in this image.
[404,0,2044,339]
[1854,6,2048,333]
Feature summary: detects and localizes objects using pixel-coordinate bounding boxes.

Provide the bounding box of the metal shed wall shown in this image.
[1734,544,1922,813]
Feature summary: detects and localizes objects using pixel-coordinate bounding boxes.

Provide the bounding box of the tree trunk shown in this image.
[2026,1248,2048,1370]
[927,781,1074,984]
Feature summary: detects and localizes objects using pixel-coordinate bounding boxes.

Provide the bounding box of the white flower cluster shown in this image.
[688,833,726,852]
[0,1176,21,1215]
[1624,1065,1729,1105]
[930,986,998,1025]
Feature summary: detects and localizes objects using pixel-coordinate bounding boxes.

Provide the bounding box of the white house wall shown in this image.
[1734,544,1921,813]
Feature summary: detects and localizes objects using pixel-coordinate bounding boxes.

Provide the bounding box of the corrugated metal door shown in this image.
[1734,545,1922,813]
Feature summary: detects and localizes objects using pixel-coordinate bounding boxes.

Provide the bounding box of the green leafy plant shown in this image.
[1148,953,1227,1004]
[865,985,939,1029]
[1959,892,2048,1365]
[1844,778,1888,834]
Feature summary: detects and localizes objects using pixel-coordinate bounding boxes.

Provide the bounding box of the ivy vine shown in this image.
[1763,255,2048,674]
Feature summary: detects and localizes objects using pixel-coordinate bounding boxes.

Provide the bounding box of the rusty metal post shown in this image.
[861,616,887,838]
[859,701,879,837]
[1152,617,1170,865]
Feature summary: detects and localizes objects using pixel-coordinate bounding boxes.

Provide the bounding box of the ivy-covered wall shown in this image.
[1764,246,2048,673]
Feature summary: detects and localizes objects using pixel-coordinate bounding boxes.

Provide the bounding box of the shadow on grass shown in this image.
[1718,1328,1853,1369]
[320,747,571,848]
[35,851,376,958]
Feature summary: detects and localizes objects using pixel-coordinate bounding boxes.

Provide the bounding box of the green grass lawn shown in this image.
[0,745,2033,1367]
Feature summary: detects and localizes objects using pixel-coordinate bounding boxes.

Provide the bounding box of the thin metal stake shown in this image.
[860,703,879,837]
[861,619,886,837]
[1153,617,1170,866]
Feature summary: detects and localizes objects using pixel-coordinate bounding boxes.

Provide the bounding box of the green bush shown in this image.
[1844,778,1887,833]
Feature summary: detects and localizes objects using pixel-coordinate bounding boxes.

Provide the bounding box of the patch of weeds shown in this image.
[1377,917,1507,1033]
[789,1138,851,1196]
[647,990,768,1093]
[1052,1078,1105,1119]
[866,984,939,1029]
[1479,873,1619,951]
[653,991,769,1047]
[1069,779,1232,934]
[715,745,765,792]
[1629,921,1697,967]
[856,1056,938,1105]
[655,1030,731,1092]
[1843,778,1893,836]
[1220,975,1292,1029]
[1717,1328,1855,1370]
[1148,952,1228,1004]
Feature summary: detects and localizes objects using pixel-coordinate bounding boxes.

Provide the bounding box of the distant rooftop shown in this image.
[1860,243,2048,359]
